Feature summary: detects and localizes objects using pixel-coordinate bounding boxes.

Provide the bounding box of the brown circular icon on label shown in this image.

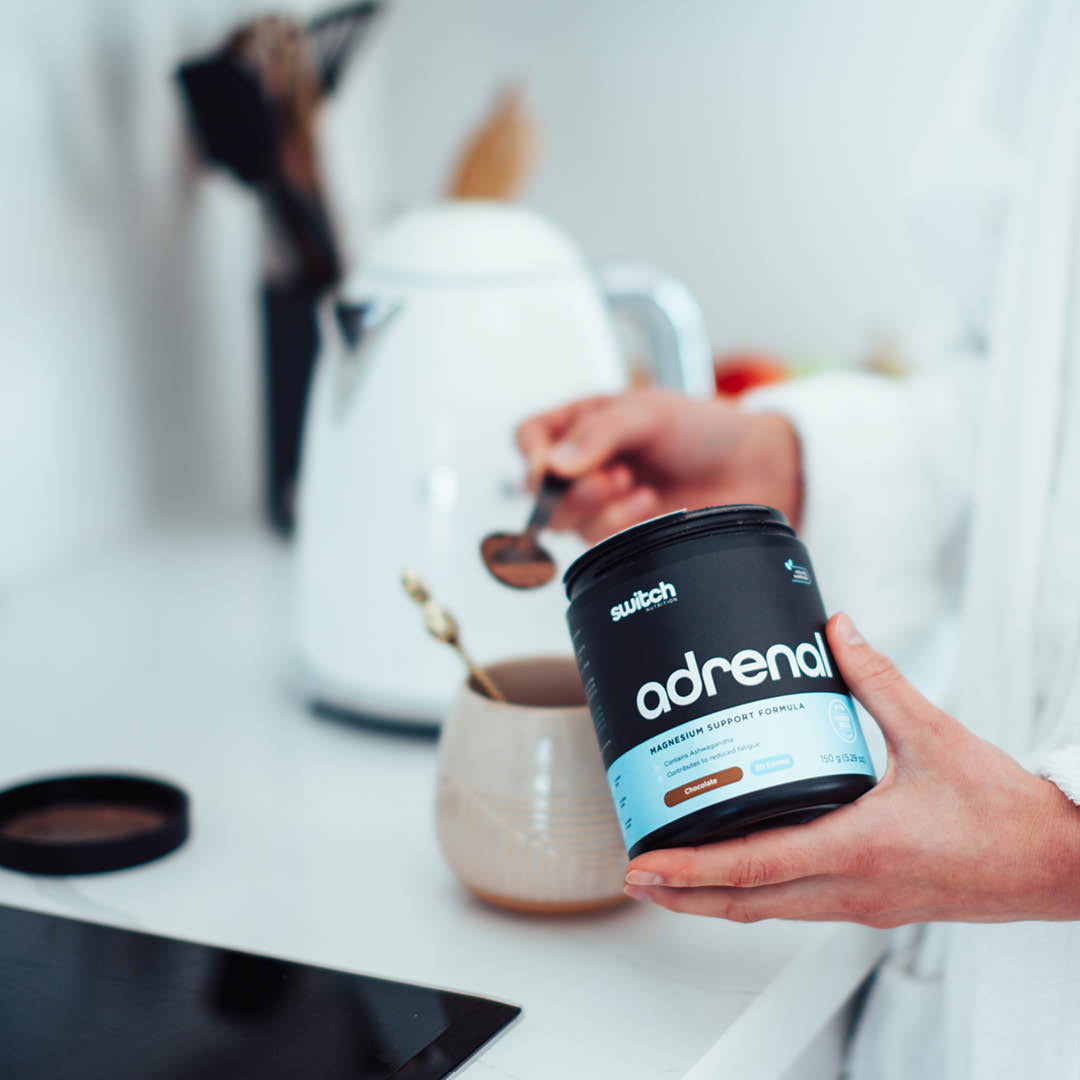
[664,767,744,808]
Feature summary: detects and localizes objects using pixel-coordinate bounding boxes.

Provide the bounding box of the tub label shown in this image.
[605,690,873,850]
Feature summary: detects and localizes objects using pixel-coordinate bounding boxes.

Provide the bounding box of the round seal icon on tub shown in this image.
[829,699,857,743]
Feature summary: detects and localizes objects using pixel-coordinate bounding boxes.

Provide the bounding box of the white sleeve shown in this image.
[1036,747,1080,805]
[741,358,984,659]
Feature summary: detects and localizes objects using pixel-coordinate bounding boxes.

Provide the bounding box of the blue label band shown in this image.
[606,691,875,851]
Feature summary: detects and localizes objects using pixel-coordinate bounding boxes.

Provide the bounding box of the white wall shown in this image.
[0,0,983,583]
[379,0,982,359]
[0,0,388,584]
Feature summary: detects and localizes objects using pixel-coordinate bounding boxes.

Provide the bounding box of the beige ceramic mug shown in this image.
[435,655,627,914]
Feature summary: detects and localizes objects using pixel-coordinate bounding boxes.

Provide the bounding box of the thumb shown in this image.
[546,396,659,478]
[826,612,938,750]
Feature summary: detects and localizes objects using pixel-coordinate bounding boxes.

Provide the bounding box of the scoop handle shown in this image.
[525,473,573,536]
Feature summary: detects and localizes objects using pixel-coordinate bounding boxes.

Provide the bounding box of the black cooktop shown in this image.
[0,903,520,1079]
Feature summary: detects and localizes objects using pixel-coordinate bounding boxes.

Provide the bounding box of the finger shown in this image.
[626,881,940,929]
[826,613,946,749]
[548,464,634,531]
[623,875,876,924]
[515,396,612,482]
[624,808,865,889]
[579,487,660,545]
[545,396,662,479]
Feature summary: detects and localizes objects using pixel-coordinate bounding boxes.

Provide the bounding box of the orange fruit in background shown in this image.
[713,351,790,397]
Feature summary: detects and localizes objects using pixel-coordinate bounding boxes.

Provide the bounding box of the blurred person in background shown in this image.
[518,1,1080,1077]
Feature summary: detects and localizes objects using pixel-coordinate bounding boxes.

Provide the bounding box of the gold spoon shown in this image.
[401,571,506,702]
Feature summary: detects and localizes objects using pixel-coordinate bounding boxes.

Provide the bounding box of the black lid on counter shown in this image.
[0,774,189,875]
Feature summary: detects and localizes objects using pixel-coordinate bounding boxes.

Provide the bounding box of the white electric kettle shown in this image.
[295,202,712,728]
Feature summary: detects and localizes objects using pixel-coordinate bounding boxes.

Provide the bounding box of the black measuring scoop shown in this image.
[480,473,573,589]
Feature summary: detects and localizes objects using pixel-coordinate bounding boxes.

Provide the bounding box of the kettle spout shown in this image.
[335,301,367,351]
[333,297,402,352]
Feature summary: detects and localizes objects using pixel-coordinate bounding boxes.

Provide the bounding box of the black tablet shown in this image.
[0,903,520,1079]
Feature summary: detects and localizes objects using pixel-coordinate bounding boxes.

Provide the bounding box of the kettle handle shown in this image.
[597,264,713,396]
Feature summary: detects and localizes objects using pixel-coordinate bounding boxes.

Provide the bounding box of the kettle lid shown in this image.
[354,202,586,283]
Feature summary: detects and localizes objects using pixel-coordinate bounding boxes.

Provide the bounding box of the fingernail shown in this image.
[623,885,650,901]
[625,869,663,886]
[836,612,865,646]
[548,442,580,471]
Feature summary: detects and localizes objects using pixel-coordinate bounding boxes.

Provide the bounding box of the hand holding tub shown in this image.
[624,613,1080,926]
[519,386,1080,927]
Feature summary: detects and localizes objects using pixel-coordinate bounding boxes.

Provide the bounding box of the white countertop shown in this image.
[0,524,886,1079]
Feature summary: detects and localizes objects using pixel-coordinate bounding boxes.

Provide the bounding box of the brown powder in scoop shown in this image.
[480,534,557,589]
